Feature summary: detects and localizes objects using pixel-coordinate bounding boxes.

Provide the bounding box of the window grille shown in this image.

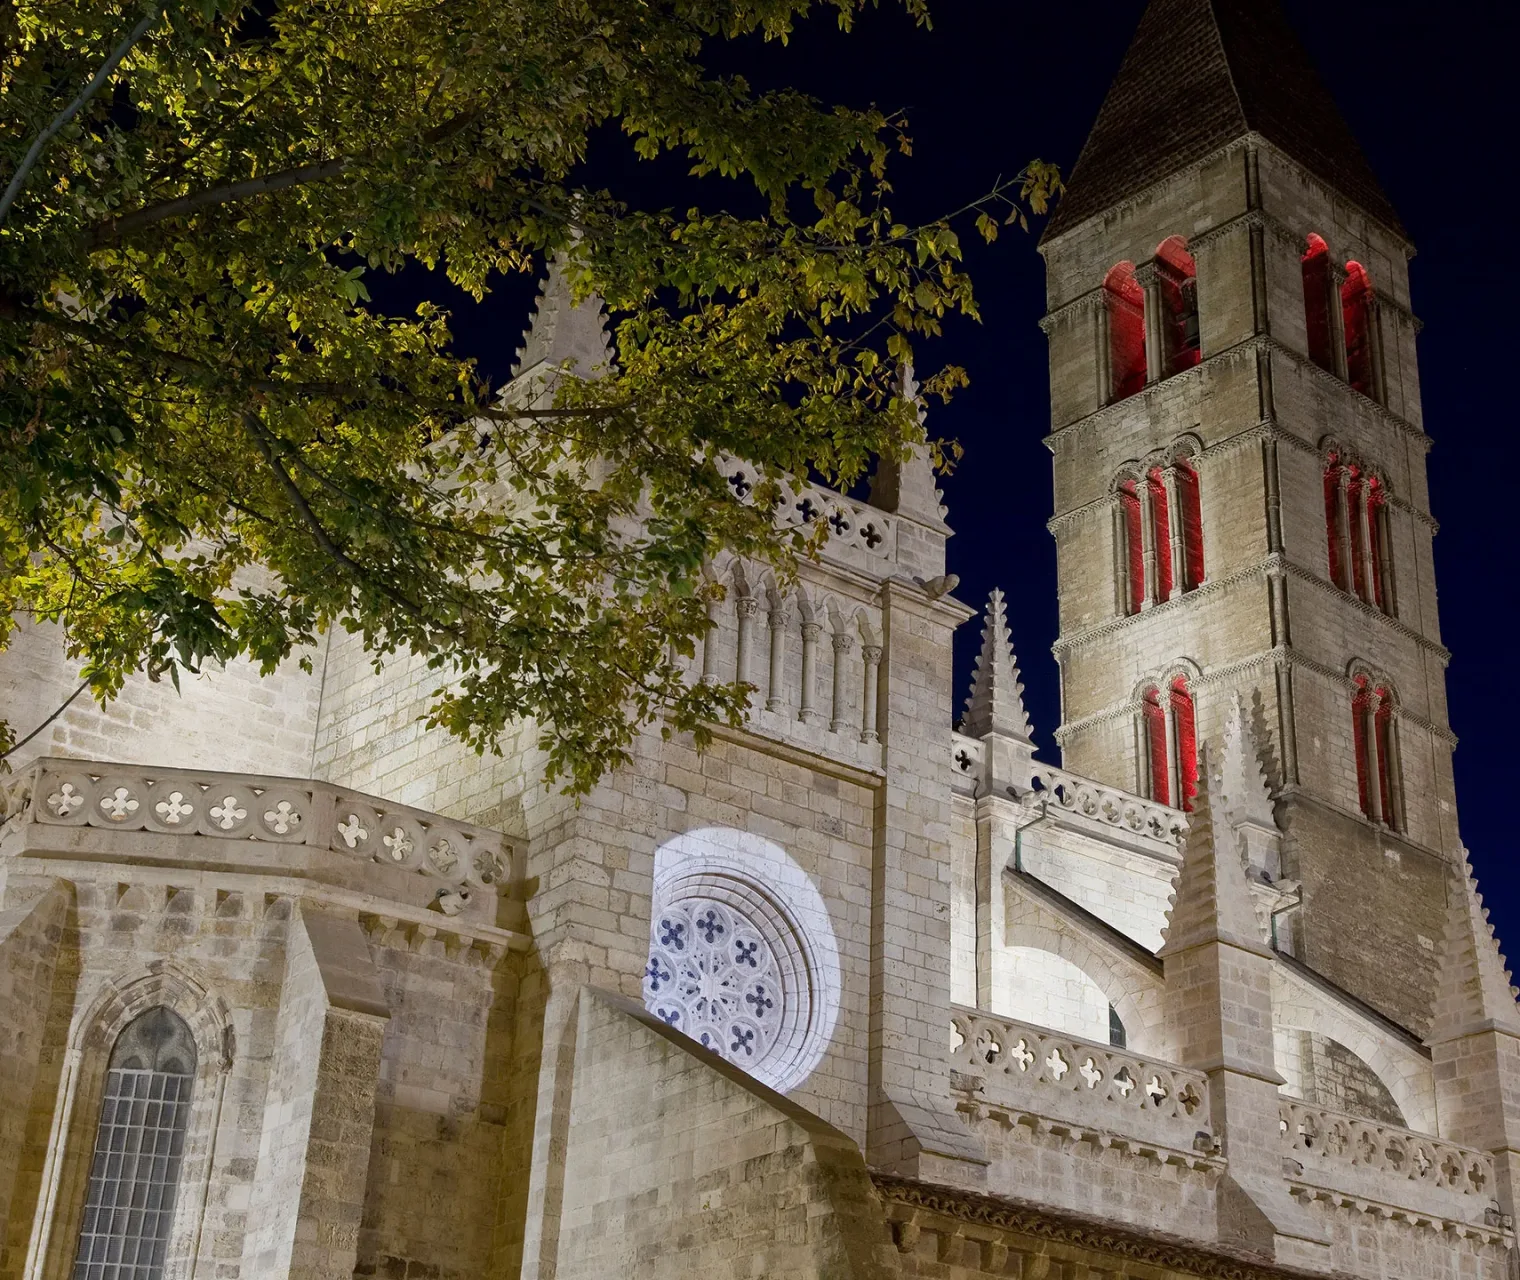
[72,1007,196,1280]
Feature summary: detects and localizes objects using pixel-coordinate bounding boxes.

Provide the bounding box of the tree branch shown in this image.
[0,680,90,760]
[0,7,160,228]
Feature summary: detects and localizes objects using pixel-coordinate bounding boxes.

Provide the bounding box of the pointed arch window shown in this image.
[1302,233,1337,372]
[1115,452,1204,615]
[1341,261,1380,401]
[1351,674,1403,831]
[1156,236,1201,376]
[1139,675,1198,812]
[1104,262,1147,403]
[1323,449,1395,615]
[72,1007,196,1280]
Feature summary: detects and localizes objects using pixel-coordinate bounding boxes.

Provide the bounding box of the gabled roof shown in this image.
[1043,0,1404,240]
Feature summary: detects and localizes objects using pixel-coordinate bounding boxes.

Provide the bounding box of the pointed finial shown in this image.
[1427,857,1520,1044]
[865,361,949,529]
[1158,751,1271,957]
[1218,691,1276,831]
[510,250,613,382]
[963,589,1033,743]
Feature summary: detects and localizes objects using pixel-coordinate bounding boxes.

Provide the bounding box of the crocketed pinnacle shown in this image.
[962,589,1033,743]
[510,251,613,381]
[866,362,949,528]
[1427,857,1520,1044]
[1218,691,1275,831]
[1158,752,1269,958]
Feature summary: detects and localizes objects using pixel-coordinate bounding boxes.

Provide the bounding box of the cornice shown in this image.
[1043,334,1431,455]
[871,1173,1350,1280]
[1051,554,1449,663]
[1039,285,1104,334]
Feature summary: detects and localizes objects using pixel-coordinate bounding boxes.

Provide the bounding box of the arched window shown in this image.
[1341,261,1378,400]
[1139,675,1198,812]
[1322,449,1395,615]
[1105,262,1147,402]
[73,1007,196,1280]
[1115,452,1204,615]
[1301,233,1337,372]
[1350,674,1403,831]
[1156,236,1201,376]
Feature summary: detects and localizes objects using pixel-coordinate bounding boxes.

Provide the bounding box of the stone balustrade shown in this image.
[950,1006,1212,1155]
[1030,765,1187,847]
[5,758,512,898]
[1279,1100,1499,1220]
[718,456,897,571]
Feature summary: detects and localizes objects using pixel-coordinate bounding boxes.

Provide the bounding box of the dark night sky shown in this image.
[424,4,1517,944]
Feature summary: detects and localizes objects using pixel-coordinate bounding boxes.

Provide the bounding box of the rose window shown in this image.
[644,901,784,1071]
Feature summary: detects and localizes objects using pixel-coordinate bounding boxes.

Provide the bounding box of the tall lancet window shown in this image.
[1104,262,1148,402]
[1156,236,1201,376]
[1139,675,1198,812]
[1301,233,1337,372]
[1322,449,1395,615]
[1351,673,1403,832]
[73,1007,196,1280]
[1115,452,1204,615]
[1341,261,1379,401]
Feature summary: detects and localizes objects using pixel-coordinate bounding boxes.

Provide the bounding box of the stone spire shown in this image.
[963,589,1033,744]
[1158,753,1269,960]
[510,251,613,382]
[867,362,950,536]
[1427,858,1520,1044]
[1218,693,1274,831]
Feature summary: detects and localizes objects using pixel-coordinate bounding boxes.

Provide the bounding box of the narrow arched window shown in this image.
[1118,477,1145,616]
[1139,677,1198,811]
[1142,686,1169,806]
[1341,262,1378,400]
[1302,234,1336,372]
[1323,449,1395,615]
[1156,236,1200,376]
[1147,466,1173,602]
[1351,675,1403,831]
[73,1007,196,1280]
[1176,458,1205,591]
[1105,262,1147,402]
[1171,676,1199,812]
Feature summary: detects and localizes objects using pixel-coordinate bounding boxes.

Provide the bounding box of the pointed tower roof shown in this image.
[1158,752,1270,957]
[1044,0,1403,240]
[511,251,613,381]
[963,589,1033,743]
[1427,858,1520,1044]
[1218,692,1275,831]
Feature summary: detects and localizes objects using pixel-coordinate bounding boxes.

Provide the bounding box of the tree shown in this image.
[0,0,1059,792]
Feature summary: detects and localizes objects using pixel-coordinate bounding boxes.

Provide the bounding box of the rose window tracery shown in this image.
[643,900,784,1070]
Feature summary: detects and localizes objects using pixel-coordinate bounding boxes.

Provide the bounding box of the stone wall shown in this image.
[553,986,901,1280]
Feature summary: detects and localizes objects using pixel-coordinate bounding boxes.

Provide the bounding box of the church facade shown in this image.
[2,1,1516,1278]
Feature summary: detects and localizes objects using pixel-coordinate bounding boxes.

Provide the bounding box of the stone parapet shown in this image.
[2,758,520,929]
[1279,1099,1499,1226]
[950,1005,1213,1158]
[1030,765,1187,852]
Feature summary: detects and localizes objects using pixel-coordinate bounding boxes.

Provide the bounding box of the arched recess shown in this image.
[1104,262,1147,402]
[1271,963,1436,1135]
[1001,894,1166,1056]
[1301,233,1337,371]
[1155,236,1200,375]
[29,964,234,1280]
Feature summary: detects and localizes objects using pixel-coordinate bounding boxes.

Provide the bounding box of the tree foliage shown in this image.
[0,0,1060,790]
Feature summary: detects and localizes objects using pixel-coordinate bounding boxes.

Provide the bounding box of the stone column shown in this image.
[1137,262,1164,382]
[1138,477,1157,610]
[1163,690,1180,809]
[734,596,759,688]
[860,645,882,743]
[1162,465,1184,599]
[1368,295,1388,404]
[1328,262,1349,380]
[1334,466,1354,592]
[1363,694,1383,825]
[798,621,822,724]
[1356,480,1377,606]
[829,630,854,734]
[766,601,789,712]
[1093,294,1112,406]
[1375,503,1398,616]
[700,599,721,684]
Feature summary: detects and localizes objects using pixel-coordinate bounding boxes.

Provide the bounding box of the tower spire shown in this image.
[963,589,1033,744]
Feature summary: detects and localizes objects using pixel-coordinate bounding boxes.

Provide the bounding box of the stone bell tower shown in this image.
[1037,0,1457,1031]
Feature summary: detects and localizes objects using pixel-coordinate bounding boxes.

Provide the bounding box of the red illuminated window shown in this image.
[1350,673,1402,830]
[1323,449,1394,615]
[1119,478,1145,616]
[1176,459,1205,591]
[1156,237,1201,376]
[1105,262,1147,402]
[1302,234,1336,372]
[1140,675,1198,812]
[1147,467,1173,603]
[1116,454,1205,615]
[1342,262,1378,400]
